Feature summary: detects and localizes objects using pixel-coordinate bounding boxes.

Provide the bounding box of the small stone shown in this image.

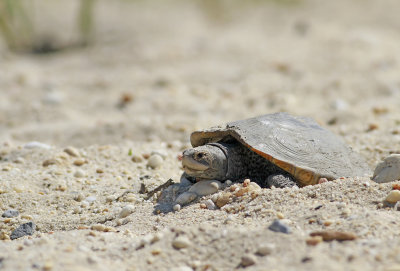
[151,150,168,159]
[199,203,207,209]
[132,155,143,163]
[42,159,59,167]
[204,199,216,210]
[169,267,192,271]
[276,212,284,219]
[384,265,400,271]
[268,219,291,234]
[43,260,54,271]
[85,196,96,204]
[73,158,86,166]
[64,147,80,157]
[188,180,221,196]
[2,209,19,218]
[10,222,36,240]
[310,231,357,241]
[216,192,232,208]
[91,224,106,232]
[172,236,191,249]
[225,180,232,186]
[147,154,163,169]
[175,192,197,206]
[13,157,25,164]
[74,169,86,178]
[373,154,400,183]
[241,254,257,267]
[256,244,275,256]
[173,204,181,211]
[306,236,323,246]
[24,141,51,149]
[385,190,400,203]
[96,168,104,174]
[119,205,135,218]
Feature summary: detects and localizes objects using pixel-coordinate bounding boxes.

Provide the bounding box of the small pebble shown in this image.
[132,155,143,163]
[373,154,400,183]
[10,222,36,240]
[256,244,275,256]
[119,205,135,218]
[24,141,51,149]
[42,159,59,167]
[175,192,197,206]
[385,190,400,203]
[216,192,232,208]
[91,224,106,232]
[64,146,80,157]
[276,212,284,219]
[13,157,25,164]
[306,236,323,246]
[310,231,357,241]
[85,196,96,204]
[204,199,216,210]
[188,180,221,196]
[151,150,168,159]
[172,236,191,249]
[268,219,291,234]
[241,254,257,267]
[74,169,86,178]
[147,154,164,169]
[2,209,19,218]
[173,204,181,212]
[73,158,86,166]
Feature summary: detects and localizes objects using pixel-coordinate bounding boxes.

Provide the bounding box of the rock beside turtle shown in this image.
[182,112,371,188]
[373,154,400,183]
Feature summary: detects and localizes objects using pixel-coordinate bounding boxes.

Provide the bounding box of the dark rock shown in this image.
[268,219,291,234]
[10,222,36,240]
[2,209,19,218]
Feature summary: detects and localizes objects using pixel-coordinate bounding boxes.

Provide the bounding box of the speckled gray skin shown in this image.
[182,142,297,188]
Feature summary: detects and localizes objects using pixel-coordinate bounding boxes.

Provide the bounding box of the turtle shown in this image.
[182,112,371,188]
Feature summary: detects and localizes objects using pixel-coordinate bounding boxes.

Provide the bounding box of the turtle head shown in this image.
[182,144,227,180]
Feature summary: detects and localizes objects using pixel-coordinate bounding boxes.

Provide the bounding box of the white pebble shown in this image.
[173,204,181,212]
[373,154,400,183]
[147,154,164,169]
[74,169,86,178]
[204,199,216,210]
[172,236,191,249]
[241,254,257,267]
[85,196,96,203]
[169,267,192,271]
[64,146,80,157]
[151,150,168,159]
[225,180,232,186]
[24,141,51,149]
[188,180,221,196]
[175,192,197,205]
[385,190,400,203]
[119,205,135,218]
[256,244,275,256]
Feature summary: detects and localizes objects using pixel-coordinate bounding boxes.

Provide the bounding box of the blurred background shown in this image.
[0,0,399,164]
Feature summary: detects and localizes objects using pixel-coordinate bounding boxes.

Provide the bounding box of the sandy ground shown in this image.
[1,0,400,270]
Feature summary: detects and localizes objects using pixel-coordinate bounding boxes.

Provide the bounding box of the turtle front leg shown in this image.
[266,174,298,188]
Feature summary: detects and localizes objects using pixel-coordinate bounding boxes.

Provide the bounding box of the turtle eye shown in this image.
[195,152,204,159]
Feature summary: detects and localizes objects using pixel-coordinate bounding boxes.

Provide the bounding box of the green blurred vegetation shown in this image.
[0,0,95,53]
[0,0,301,53]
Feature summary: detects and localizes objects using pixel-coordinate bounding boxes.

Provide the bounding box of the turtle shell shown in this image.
[190,112,371,186]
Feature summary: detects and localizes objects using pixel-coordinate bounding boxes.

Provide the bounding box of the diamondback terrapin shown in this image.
[182,112,370,188]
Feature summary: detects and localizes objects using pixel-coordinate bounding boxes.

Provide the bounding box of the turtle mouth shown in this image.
[182,156,209,173]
